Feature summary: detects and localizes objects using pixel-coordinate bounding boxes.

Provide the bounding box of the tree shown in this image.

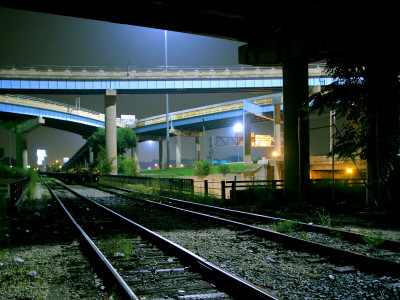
[94,146,114,174]
[194,159,211,177]
[88,127,138,156]
[306,53,400,211]
[117,127,138,156]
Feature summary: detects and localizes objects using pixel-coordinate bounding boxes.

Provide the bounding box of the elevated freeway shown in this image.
[0,64,329,94]
[0,64,330,173]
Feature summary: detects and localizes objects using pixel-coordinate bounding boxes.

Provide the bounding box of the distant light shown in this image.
[180,164,184,168]
[36,149,47,165]
[147,166,151,170]
[233,123,242,132]
[347,168,352,174]
[272,151,279,157]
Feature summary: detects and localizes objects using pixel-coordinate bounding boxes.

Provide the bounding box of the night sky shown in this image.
[0,7,330,167]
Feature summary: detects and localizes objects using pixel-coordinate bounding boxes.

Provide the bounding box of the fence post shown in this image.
[204,180,208,197]
[221,181,225,200]
[233,176,237,202]
[272,180,277,190]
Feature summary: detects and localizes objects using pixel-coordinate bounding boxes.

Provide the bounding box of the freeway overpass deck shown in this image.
[0,94,127,137]
[0,64,330,94]
[133,94,281,138]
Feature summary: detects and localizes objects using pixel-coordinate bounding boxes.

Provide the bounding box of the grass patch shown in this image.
[273,220,302,233]
[362,233,385,249]
[139,163,256,177]
[97,235,136,261]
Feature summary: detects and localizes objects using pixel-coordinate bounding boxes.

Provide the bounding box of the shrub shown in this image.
[217,163,230,175]
[194,159,211,177]
[118,155,139,176]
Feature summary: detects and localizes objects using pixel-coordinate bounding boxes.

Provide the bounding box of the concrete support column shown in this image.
[243,113,252,164]
[105,90,117,175]
[89,147,94,166]
[16,132,27,169]
[273,97,282,180]
[282,58,309,200]
[195,136,200,162]
[176,135,182,168]
[132,146,139,161]
[158,139,163,169]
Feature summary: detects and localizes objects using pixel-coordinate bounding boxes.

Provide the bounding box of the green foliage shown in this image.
[315,207,331,227]
[117,127,138,155]
[217,163,230,175]
[88,127,106,154]
[194,159,211,177]
[305,55,371,161]
[88,127,138,157]
[330,227,344,241]
[118,155,139,176]
[26,170,40,203]
[362,233,385,249]
[94,146,115,174]
[274,220,302,233]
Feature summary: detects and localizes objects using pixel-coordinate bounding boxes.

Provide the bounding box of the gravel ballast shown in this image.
[2,181,399,299]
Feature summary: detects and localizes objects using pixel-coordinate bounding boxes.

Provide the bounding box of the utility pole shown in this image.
[165,30,170,168]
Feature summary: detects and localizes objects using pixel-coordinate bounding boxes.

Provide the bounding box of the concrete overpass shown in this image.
[63,93,286,170]
[0,64,330,174]
[0,64,328,94]
[2,3,398,200]
[0,94,128,168]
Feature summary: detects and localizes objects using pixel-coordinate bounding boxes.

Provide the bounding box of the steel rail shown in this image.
[57,181,279,299]
[42,178,139,299]
[101,184,400,253]
[98,184,400,276]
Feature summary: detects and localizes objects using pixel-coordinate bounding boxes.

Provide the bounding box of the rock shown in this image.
[328,275,335,280]
[266,256,278,263]
[14,257,24,263]
[34,212,40,217]
[28,271,37,277]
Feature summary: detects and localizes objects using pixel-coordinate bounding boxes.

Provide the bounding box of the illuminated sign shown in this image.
[251,133,274,147]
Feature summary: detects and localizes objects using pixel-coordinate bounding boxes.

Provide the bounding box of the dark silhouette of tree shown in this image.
[306,53,400,212]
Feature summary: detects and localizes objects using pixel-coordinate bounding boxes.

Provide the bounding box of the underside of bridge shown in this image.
[2,2,399,200]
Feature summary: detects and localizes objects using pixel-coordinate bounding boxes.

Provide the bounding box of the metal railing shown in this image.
[5,177,30,206]
[194,179,285,200]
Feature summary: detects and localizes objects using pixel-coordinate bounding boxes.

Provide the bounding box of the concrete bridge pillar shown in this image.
[273,97,282,180]
[243,113,252,164]
[15,132,28,169]
[7,117,45,169]
[282,58,309,200]
[159,139,163,169]
[175,135,182,168]
[132,146,139,162]
[104,90,117,175]
[195,136,201,162]
[89,146,94,166]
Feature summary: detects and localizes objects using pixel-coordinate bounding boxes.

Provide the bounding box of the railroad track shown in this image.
[42,178,278,299]
[95,183,400,277]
